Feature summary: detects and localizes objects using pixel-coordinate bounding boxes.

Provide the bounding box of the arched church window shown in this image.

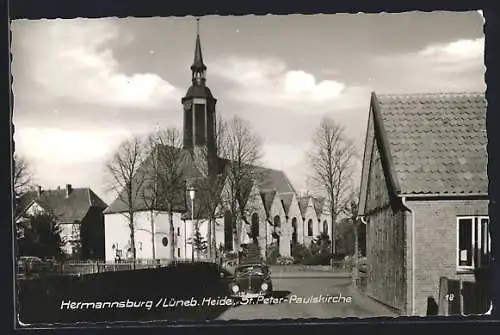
[162,237,168,247]
[323,220,328,234]
[291,217,298,244]
[273,215,281,227]
[251,213,259,239]
[307,219,313,236]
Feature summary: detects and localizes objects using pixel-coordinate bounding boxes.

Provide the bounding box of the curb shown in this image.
[271,273,352,279]
[346,285,400,317]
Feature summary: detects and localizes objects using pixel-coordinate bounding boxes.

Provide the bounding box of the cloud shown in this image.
[15,126,132,164]
[11,19,181,109]
[418,37,484,67]
[371,37,485,93]
[210,56,368,112]
[261,143,310,170]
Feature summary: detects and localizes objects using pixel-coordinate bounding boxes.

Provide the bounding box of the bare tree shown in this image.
[219,116,263,260]
[146,128,185,261]
[309,117,356,260]
[106,136,148,267]
[191,116,227,259]
[13,154,34,198]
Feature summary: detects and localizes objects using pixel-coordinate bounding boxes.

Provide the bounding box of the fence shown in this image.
[18,258,355,277]
[17,258,220,277]
[437,276,491,316]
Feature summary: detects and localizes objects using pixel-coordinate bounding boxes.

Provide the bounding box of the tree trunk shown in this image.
[330,211,336,264]
[234,215,241,264]
[151,210,156,262]
[211,218,217,261]
[129,211,137,270]
[168,210,175,261]
[207,218,212,259]
[353,220,359,284]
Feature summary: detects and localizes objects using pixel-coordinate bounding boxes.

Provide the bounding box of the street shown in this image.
[216,274,398,320]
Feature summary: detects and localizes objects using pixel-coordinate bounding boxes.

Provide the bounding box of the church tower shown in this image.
[181,19,218,175]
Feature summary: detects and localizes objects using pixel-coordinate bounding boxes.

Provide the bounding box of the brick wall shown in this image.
[407,198,488,316]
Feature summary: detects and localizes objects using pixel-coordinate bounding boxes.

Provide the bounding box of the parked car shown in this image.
[226,263,273,299]
[17,256,56,274]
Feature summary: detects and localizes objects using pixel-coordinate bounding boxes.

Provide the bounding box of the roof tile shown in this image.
[375,92,487,195]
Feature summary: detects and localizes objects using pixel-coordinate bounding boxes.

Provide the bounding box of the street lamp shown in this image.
[188,186,196,262]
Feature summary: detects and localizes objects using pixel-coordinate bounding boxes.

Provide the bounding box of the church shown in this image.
[103,21,333,263]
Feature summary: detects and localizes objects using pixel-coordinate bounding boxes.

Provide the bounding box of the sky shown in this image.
[11,11,485,204]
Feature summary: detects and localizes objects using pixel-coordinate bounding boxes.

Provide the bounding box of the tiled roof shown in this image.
[374,92,487,195]
[182,174,226,220]
[260,190,276,217]
[105,148,297,215]
[297,196,310,218]
[312,197,325,217]
[280,193,294,217]
[17,187,108,223]
[104,147,200,214]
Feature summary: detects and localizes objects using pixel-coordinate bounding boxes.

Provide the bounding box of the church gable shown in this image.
[245,182,266,218]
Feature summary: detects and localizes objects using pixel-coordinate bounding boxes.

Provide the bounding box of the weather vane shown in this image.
[196,17,200,35]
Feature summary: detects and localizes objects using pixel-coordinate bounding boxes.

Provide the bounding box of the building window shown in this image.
[162,237,169,247]
[307,219,313,236]
[177,248,181,258]
[323,220,328,234]
[138,242,142,251]
[457,217,490,270]
[251,213,259,239]
[224,211,233,251]
[177,227,180,236]
[291,217,298,244]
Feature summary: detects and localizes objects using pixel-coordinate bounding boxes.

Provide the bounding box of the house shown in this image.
[358,92,489,316]
[103,22,316,263]
[16,184,108,260]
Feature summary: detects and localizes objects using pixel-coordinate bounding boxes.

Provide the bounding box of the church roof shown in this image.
[183,85,215,100]
[104,148,296,217]
[280,193,295,217]
[260,190,276,217]
[312,197,325,217]
[297,196,311,218]
[191,20,206,72]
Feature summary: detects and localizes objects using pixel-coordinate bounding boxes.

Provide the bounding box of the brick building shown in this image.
[358,92,489,316]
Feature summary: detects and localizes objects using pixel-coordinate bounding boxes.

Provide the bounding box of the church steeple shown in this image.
[191,19,207,86]
[181,18,218,175]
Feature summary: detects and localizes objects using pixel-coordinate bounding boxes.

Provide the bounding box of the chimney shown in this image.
[65,184,72,197]
[36,185,42,197]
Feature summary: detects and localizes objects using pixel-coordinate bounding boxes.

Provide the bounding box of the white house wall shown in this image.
[303,198,319,246]
[245,183,268,259]
[104,211,184,262]
[23,201,79,256]
[268,194,291,257]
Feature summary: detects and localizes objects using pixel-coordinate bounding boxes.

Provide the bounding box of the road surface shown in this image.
[216,273,398,320]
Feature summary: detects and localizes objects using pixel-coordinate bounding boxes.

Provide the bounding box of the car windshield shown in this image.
[236,265,265,275]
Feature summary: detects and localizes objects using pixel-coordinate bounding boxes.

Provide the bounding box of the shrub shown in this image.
[266,243,280,264]
[291,242,311,264]
[276,256,294,265]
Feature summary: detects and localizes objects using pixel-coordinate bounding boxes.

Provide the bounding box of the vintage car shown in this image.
[227,263,273,299]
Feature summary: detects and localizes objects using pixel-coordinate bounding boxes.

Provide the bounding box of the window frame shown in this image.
[456,216,490,272]
[307,219,313,237]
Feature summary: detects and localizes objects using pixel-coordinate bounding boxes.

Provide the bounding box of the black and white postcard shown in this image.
[11,10,493,326]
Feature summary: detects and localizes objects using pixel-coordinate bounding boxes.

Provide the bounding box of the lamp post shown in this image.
[188,186,196,262]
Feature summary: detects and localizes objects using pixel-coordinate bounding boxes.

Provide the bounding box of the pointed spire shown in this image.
[191,18,207,73]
